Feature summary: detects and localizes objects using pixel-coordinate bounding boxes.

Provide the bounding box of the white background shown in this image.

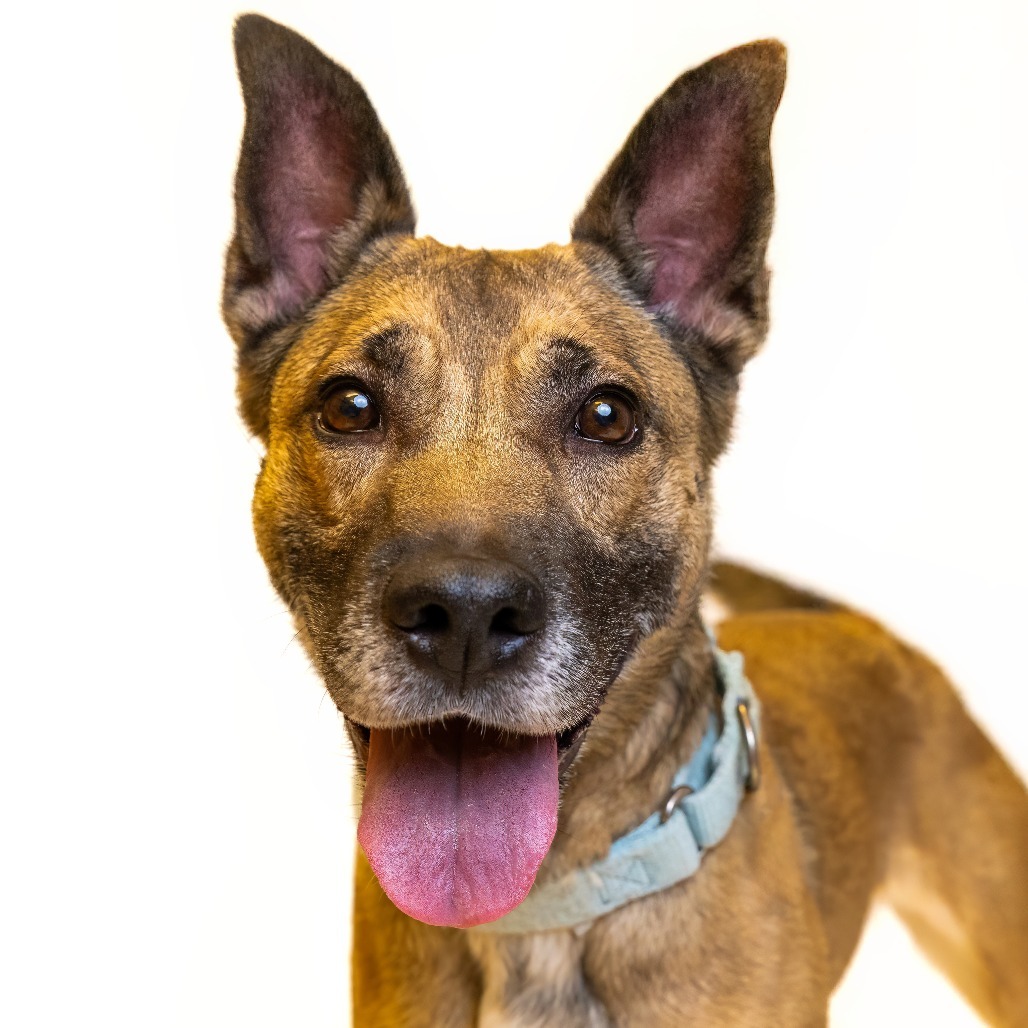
[2,1,1026,1025]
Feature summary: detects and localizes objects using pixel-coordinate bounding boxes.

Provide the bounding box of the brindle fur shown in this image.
[223,15,1028,1026]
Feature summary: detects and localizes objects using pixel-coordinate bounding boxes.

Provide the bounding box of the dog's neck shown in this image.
[541,611,718,879]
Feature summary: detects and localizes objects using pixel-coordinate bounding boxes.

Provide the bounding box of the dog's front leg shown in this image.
[352,852,480,1027]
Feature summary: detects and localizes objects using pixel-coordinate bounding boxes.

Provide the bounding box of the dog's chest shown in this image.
[467,932,611,1028]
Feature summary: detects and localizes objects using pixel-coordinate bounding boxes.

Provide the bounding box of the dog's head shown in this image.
[223,14,784,929]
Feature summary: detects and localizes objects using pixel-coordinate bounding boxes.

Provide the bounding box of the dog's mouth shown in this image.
[345,709,596,776]
[344,707,599,930]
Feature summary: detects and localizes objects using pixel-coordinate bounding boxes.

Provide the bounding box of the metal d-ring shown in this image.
[736,700,761,792]
[659,784,693,824]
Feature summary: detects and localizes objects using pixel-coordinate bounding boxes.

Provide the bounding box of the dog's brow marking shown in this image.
[507,271,656,390]
[537,337,596,387]
[359,326,414,371]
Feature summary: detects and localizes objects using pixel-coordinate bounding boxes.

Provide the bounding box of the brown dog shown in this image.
[222,14,1028,1025]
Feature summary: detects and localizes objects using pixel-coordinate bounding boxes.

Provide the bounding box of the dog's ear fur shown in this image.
[224,14,415,437]
[573,41,786,376]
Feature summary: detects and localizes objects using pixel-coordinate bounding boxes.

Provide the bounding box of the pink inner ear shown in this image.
[633,92,750,324]
[257,73,361,312]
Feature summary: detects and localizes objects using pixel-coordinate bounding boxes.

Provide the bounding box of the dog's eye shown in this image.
[575,391,638,445]
[319,382,380,434]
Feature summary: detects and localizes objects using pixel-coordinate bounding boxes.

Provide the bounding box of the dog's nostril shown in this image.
[418,604,449,633]
[394,602,449,634]
[490,606,532,637]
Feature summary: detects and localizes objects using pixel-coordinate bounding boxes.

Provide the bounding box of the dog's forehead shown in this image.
[290,237,664,391]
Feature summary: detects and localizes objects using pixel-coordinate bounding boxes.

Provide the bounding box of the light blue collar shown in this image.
[470,640,760,934]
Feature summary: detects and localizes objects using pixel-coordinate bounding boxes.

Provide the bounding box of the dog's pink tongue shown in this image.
[357,721,558,928]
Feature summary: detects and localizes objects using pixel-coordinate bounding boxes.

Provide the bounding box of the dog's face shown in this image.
[253,239,702,738]
[224,15,784,929]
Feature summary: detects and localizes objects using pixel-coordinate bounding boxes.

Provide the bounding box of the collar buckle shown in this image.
[736,699,761,792]
[659,783,694,824]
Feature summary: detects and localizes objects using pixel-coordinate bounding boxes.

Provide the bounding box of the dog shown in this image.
[222,14,1028,1025]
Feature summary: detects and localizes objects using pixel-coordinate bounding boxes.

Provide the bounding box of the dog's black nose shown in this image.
[383,555,545,677]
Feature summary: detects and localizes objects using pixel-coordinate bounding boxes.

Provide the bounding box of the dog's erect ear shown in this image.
[224,15,414,435]
[573,41,785,374]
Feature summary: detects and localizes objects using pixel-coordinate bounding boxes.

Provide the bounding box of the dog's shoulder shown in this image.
[715,608,929,818]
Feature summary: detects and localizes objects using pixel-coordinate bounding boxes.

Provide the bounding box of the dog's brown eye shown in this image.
[319,382,379,433]
[576,392,637,445]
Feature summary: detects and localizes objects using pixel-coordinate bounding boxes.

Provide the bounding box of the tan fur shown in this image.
[223,19,1028,1025]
